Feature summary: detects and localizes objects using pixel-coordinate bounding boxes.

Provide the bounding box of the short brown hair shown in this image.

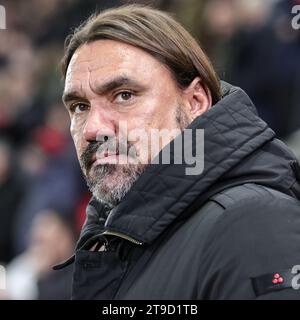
[61,4,221,104]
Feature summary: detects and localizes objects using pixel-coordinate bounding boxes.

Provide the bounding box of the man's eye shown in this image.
[71,103,89,114]
[115,91,133,103]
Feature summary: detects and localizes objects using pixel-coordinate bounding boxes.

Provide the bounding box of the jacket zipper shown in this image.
[101,230,143,246]
[53,230,143,269]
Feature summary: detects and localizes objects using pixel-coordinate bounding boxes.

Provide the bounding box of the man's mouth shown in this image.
[93,150,119,161]
[83,140,137,171]
[90,148,122,167]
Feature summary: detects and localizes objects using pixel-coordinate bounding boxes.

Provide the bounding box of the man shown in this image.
[55,5,300,299]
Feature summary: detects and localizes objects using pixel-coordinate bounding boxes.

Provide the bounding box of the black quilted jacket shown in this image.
[57,82,300,299]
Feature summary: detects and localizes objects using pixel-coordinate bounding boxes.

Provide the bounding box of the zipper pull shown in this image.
[90,236,109,252]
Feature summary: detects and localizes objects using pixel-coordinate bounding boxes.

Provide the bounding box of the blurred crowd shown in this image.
[0,0,300,299]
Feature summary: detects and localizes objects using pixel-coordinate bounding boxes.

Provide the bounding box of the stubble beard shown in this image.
[80,105,190,208]
[86,163,146,207]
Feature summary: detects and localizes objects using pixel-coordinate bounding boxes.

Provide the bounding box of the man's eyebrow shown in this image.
[62,76,146,105]
[62,91,86,105]
[92,76,146,95]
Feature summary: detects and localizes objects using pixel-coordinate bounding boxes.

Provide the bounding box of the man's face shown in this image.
[63,40,190,206]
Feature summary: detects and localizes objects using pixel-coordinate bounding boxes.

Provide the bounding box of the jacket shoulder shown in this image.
[196,183,300,299]
[205,183,300,251]
[210,183,299,211]
[190,183,300,243]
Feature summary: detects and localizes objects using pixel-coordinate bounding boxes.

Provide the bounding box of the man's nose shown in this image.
[83,106,116,142]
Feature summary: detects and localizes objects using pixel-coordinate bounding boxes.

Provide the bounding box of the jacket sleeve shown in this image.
[197,192,300,300]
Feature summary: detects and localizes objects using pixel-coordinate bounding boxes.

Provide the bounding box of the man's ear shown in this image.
[182,77,212,121]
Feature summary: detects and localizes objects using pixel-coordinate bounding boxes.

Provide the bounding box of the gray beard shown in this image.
[83,105,190,207]
[86,163,145,207]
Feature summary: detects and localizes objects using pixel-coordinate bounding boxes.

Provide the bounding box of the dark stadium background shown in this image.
[0,0,299,299]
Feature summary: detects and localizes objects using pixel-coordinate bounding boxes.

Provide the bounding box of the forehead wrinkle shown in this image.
[65,40,176,103]
[88,62,135,86]
[67,52,92,76]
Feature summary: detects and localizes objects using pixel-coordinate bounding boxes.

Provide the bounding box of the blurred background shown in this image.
[0,0,299,299]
